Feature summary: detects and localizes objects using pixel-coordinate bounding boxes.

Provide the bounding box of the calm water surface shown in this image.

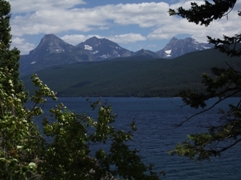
[33,97,241,180]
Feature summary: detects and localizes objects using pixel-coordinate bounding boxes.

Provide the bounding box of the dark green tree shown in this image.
[169,0,241,160]
[0,0,24,98]
[0,0,161,179]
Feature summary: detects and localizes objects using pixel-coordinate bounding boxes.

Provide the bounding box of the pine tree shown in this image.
[0,0,24,98]
[169,0,241,160]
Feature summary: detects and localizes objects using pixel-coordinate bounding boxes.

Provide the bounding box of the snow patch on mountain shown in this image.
[201,45,212,49]
[92,50,99,54]
[165,49,172,57]
[100,54,110,59]
[157,37,213,59]
[84,44,93,51]
[110,45,120,49]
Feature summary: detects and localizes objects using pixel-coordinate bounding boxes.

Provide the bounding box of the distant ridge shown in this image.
[22,47,240,97]
[20,34,213,76]
[134,49,159,58]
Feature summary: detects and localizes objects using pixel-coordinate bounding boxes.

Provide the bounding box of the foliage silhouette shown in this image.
[0,0,160,179]
[169,0,241,160]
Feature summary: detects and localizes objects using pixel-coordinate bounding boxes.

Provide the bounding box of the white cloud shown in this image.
[170,0,206,10]
[148,1,241,43]
[10,2,172,37]
[105,2,170,27]
[108,33,146,44]
[11,37,35,55]
[61,34,87,45]
[8,0,86,13]
[61,34,101,45]
[8,0,241,53]
[11,1,240,38]
[61,33,146,46]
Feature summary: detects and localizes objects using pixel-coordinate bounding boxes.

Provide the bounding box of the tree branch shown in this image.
[208,137,241,155]
[176,89,241,127]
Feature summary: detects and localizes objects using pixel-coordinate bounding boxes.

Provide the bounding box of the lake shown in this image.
[32,97,241,180]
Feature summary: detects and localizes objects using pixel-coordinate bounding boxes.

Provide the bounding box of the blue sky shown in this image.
[8,0,241,54]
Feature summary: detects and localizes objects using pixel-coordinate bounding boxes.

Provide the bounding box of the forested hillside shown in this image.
[22,48,240,97]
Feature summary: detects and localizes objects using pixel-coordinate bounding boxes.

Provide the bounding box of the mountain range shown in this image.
[20,34,213,76]
[22,47,239,97]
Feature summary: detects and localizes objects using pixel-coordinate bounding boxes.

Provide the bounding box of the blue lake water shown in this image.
[31,97,241,180]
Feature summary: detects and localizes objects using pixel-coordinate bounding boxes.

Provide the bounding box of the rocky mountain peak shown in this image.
[83,36,101,47]
[169,37,178,43]
[29,34,74,61]
[134,49,159,58]
[41,34,59,41]
[36,34,64,49]
[79,36,120,49]
[77,36,133,60]
[157,37,213,58]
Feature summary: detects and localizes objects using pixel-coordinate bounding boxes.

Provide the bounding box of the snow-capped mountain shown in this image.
[77,36,133,60]
[20,34,92,75]
[20,34,78,68]
[157,37,213,58]
[19,34,214,76]
[20,35,134,75]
